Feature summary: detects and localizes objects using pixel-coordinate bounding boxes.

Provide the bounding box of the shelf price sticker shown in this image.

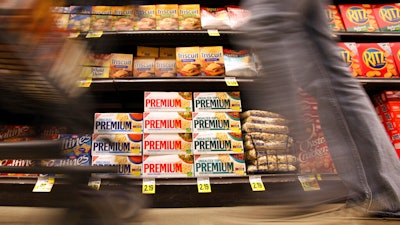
[316,174,322,181]
[78,78,92,88]
[33,177,55,192]
[86,31,103,38]
[225,77,239,86]
[88,177,101,190]
[249,175,265,192]
[298,175,320,192]
[197,177,211,193]
[68,32,80,38]
[207,29,220,36]
[142,178,156,194]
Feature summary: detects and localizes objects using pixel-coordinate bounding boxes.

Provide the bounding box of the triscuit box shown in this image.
[325,5,345,32]
[192,112,241,132]
[112,5,136,31]
[192,131,244,154]
[51,7,70,31]
[144,91,192,112]
[337,42,363,77]
[143,112,192,133]
[94,113,143,133]
[91,154,142,177]
[176,46,201,76]
[133,57,155,78]
[357,43,399,78]
[142,154,194,177]
[155,58,176,77]
[109,53,133,78]
[156,4,179,30]
[57,134,92,166]
[68,6,91,32]
[137,46,159,58]
[135,5,156,30]
[159,47,176,58]
[90,6,113,31]
[194,154,246,177]
[200,46,225,76]
[339,4,380,32]
[193,92,242,112]
[143,133,192,155]
[373,4,400,32]
[92,133,142,155]
[178,4,201,30]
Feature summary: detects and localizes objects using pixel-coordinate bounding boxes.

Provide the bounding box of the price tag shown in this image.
[225,77,239,86]
[298,175,320,192]
[207,29,220,36]
[197,177,211,193]
[68,32,80,38]
[86,31,103,38]
[249,175,265,192]
[88,177,101,190]
[78,78,92,88]
[142,178,156,194]
[316,174,322,181]
[33,177,55,192]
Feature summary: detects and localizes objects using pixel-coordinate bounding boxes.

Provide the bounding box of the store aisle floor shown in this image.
[0,204,399,225]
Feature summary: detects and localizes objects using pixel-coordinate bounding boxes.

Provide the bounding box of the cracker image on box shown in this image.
[193,92,242,112]
[112,5,135,31]
[144,91,192,112]
[142,154,194,177]
[192,131,244,154]
[135,5,156,30]
[143,133,192,155]
[155,58,176,77]
[176,47,201,76]
[68,6,91,32]
[133,57,155,78]
[110,54,133,78]
[194,154,246,177]
[192,112,241,132]
[357,43,399,78]
[92,155,142,177]
[94,113,143,133]
[143,111,192,133]
[92,133,142,155]
[200,46,225,76]
[156,4,179,30]
[179,4,201,30]
[91,6,113,31]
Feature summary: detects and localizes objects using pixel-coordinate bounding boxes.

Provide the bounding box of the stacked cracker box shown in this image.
[91,113,143,177]
[142,92,194,178]
[192,92,246,177]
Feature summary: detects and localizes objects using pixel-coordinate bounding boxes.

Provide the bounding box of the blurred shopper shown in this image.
[235,0,400,217]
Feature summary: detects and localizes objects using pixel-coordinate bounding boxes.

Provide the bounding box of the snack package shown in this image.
[223,49,258,77]
[337,42,363,77]
[90,6,113,31]
[339,4,379,32]
[133,57,155,78]
[81,53,112,79]
[194,154,246,177]
[68,6,91,32]
[135,5,156,30]
[142,154,194,178]
[159,47,176,58]
[192,132,244,154]
[372,4,400,32]
[1,160,37,177]
[91,155,142,177]
[112,5,136,31]
[193,92,242,112]
[200,46,225,76]
[92,133,142,155]
[200,7,230,30]
[144,92,192,112]
[176,46,201,76]
[51,7,70,31]
[137,46,159,58]
[178,4,201,30]
[192,112,241,132]
[0,125,36,141]
[390,42,400,71]
[226,6,251,30]
[357,43,398,78]
[155,58,176,77]
[109,54,133,78]
[143,111,192,133]
[325,5,346,32]
[93,113,143,133]
[156,4,179,30]
[143,133,193,155]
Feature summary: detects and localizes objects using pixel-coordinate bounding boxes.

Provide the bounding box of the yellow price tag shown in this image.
[79,78,92,88]
[207,29,220,36]
[33,177,55,192]
[225,77,239,86]
[86,31,103,38]
[142,178,156,194]
[197,177,212,193]
[88,177,101,190]
[316,174,322,181]
[298,175,320,192]
[68,32,80,38]
[249,176,265,192]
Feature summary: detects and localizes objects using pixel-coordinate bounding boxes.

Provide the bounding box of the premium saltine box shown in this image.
[143,111,192,133]
[91,155,142,177]
[142,133,192,155]
[142,154,194,178]
[192,131,244,154]
[92,133,142,155]
[144,92,192,112]
[192,112,241,132]
[194,154,246,177]
[193,92,242,112]
[94,113,143,133]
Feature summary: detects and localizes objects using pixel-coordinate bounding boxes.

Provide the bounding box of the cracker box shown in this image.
[68,6,91,32]
[51,7,70,31]
[142,154,194,177]
[81,66,109,79]
[112,5,136,31]
[133,57,155,78]
[94,113,143,133]
[390,42,400,71]
[337,42,363,77]
[143,112,192,133]
[144,91,192,112]
[200,46,225,76]
[155,58,176,77]
[135,5,156,30]
[91,155,142,177]
[90,6,113,31]
[92,133,142,155]
[178,4,201,30]
[143,133,192,155]
[193,92,242,112]
[176,46,201,76]
[159,47,176,58]
[357,43,399,78]
[339,4,379,32]
[0,125,35,141]
[109,54,133,78]
[1,159,36,177]
[192,112,241,132]
[325,5,345,32]
[194,154,246,177]
[192,131,244,154]
[57,134,92,166]
[373,4,400,32]
[156,4,179,30]
[137,46,159,58]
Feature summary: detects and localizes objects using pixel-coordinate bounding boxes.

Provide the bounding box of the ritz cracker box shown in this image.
[372,4,400,32]
[357,43,399,78]
[390,42,400,71]
[337,42,363,77]
[91,155,142,177]
[339,4,379,32]
[144,91,192,112]
[92,133,143,155]
[194,154,246,177]
[94,113,143,133]
[142,154,194,178]
[193,92,242,112]
[325,5,345,32]
[142,133,193,155]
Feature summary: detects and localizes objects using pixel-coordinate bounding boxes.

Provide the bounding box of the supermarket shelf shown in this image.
[63,0,240,7]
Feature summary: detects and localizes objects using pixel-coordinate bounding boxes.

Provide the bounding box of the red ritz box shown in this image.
[390,43,400,73]
[337,42,363,77]
[357,43,399,78]
[372,4,400,32]
[339,4,380,32]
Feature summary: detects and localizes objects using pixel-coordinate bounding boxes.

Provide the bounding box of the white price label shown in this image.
[249,175,265,192]
[33,177,55,192]
[207,29,220,36]
[197,177,212,193]
[298,175,320,191]
[88,177,101,190]
[142,178,156,194]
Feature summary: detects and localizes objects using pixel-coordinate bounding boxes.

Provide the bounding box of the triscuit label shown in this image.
[91,155,142,177]
[90,6,113,31]
[137,46,159,58]
[112,5,135,31]
[68,6,91,32]
[133,57,155,78]
[109,54,133,78]
[339,4,380,32]
[135,5,156,30]
[192,132,244,154]
[325,5,345,32]
[179,4,201,30]
[156,4,179,30]
[373,4,400,32]
[193,92,242,112]
[143,133,192,155]
[143,112,192,133]
[192,112,241,132]
[337,42,363,77]
[94,113,143,133]
[142,154,194,177]
[194,154,246,177]
[176,47,201,76]
[155,58,176,77]
[92,133,142,155]
[357,43,399,78]
[200,46,225,76]
[144,92,192,112]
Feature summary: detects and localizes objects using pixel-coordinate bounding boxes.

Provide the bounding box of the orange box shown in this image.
[372,4,400,32]
[337,42,363,77]
[357,43,398,78]
[390,43,400,72]
[325,5,345,32]
[339,4,379,32]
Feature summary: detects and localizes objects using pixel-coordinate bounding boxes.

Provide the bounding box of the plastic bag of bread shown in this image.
[200,7,231,30]
[247,164,297,173]
[241,110,284,119]
[244,132,289,142]
[242,116,289,126]
[224,49,258,77]
[244,140,291,151]
[242,122,289,134]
